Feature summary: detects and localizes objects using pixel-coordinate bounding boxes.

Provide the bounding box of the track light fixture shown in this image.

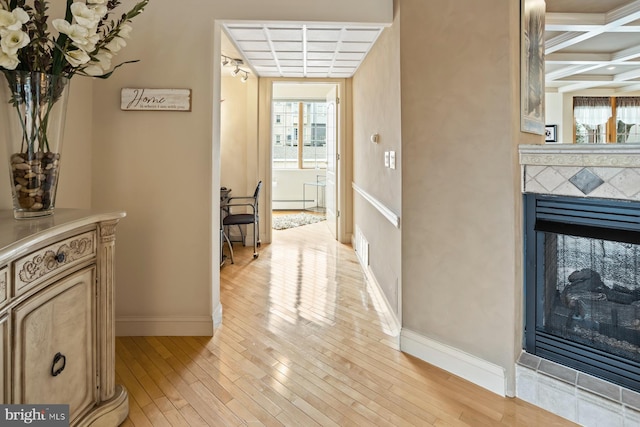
[221,54,251,80]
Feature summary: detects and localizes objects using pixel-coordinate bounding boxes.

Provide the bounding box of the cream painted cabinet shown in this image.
[14,267,96,423]
[0,210,128,427]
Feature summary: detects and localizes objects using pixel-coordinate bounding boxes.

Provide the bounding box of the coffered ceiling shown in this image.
[222,22,385,78]
[545,0,640,93]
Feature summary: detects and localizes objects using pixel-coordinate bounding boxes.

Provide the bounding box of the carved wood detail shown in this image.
[17,235,94,285]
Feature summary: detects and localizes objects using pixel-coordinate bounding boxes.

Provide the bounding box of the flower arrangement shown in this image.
[0,0,148,77]
[0,0,148,218]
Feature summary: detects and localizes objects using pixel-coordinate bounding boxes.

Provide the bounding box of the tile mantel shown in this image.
[519,144,640,168]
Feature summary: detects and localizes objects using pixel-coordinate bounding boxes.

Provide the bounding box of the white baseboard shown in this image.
[400,329,506,396]
[116,316,214,336]
[363,266,401,337]
[351,233,401,338]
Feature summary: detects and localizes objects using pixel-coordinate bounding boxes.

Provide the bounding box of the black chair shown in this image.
[222,181,262,259]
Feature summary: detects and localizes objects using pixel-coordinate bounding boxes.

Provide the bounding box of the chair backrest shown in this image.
[253,181,263,201]
[252,181,262,215]
[253,181,262,206]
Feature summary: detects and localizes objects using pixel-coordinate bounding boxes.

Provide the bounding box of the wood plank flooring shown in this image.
[116,221,577,426]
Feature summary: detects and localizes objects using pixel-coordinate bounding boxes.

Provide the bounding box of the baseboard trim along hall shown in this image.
[400,329,506,396]
[116,316,214,336]
[351,232,401,338]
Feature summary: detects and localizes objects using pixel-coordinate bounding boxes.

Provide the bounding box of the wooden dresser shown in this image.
[0,209,128,426]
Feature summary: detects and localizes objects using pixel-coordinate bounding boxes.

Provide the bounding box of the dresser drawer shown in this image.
[14,231,96,295]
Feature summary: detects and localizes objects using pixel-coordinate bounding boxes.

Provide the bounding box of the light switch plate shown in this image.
[384,151,390,167]
[390,151,396,169]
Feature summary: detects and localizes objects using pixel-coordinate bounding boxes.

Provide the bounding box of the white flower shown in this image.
[0,8,29,31]
[0,49,19,70]
[89,5,108,19]
[118,24,133,39]
[93,50,112,69]
[70,2,101,29]
[52,19,88,42]
[0,29,30,55]
[53,19,101,53]
[105,37,126,53]
[83,63,104,76]
[65,49,91,67]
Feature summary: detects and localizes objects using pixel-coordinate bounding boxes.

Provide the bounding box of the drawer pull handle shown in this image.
[51,352,66,377]
[54,252,65,263]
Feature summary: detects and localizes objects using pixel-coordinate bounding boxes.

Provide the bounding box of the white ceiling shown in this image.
[222,22,385,78]
[546,0,640,93]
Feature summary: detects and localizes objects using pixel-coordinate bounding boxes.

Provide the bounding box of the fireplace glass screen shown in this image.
[542,232,640,362]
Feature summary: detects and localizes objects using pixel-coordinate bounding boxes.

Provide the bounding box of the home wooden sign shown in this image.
[121,88,192,111]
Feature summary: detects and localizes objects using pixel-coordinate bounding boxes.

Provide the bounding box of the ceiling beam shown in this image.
[546,0,640,54]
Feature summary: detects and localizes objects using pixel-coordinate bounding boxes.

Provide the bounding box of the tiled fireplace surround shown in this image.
[518,144,640,427]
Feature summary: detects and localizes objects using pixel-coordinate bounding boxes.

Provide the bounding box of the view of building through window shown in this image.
[272,101,328,169]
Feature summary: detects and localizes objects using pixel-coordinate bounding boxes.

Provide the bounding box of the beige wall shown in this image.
[399,0,525,391]
[221,76,258,196]
[352,2,402,316]
[85,0,391,335]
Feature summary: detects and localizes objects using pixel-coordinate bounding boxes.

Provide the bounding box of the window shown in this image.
[616,97,640,143]
[272,100,328,169]
[573,96,640,144]
[272,101,298,168]
[574,97,611,144]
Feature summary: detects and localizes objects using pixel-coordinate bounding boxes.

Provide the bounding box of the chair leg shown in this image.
[222,227,234,264]
[256,217,261,247]
[252,221,258,258]
[237,224,245,246]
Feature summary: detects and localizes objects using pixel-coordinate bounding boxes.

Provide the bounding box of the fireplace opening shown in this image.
[524,194,640,392]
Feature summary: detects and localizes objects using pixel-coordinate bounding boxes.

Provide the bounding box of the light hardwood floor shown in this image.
[116,221,577,426]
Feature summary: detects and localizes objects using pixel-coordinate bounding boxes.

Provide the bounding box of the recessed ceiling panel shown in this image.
[342,29,383,42]
[308,42,339,52]
[272,41,303,52]
[237,41,270,51]
[307,29,341,41]
[222,22,384,78]
[269,29,303,41]
[276,52,303,60]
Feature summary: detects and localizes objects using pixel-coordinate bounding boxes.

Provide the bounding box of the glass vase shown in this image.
[0,71,70,219]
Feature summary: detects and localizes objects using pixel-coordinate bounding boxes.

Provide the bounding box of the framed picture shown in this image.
[545,125,557,143]
[521,0,546,135]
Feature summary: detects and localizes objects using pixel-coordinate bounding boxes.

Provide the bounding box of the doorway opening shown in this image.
[270,82,339,239]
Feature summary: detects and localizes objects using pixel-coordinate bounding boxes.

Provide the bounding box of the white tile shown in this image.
[525,179,549,194]
[556,166,584,179]
[525,165,547,179]
[578,390,624,427]
[553,181,586,197]
[516,366,538,404]
[623,407,640,427]
[538,375,578,422]
[591,167,624,181]
[588,183,628,200]
[609,169,640,198]
[536,167,568,192]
